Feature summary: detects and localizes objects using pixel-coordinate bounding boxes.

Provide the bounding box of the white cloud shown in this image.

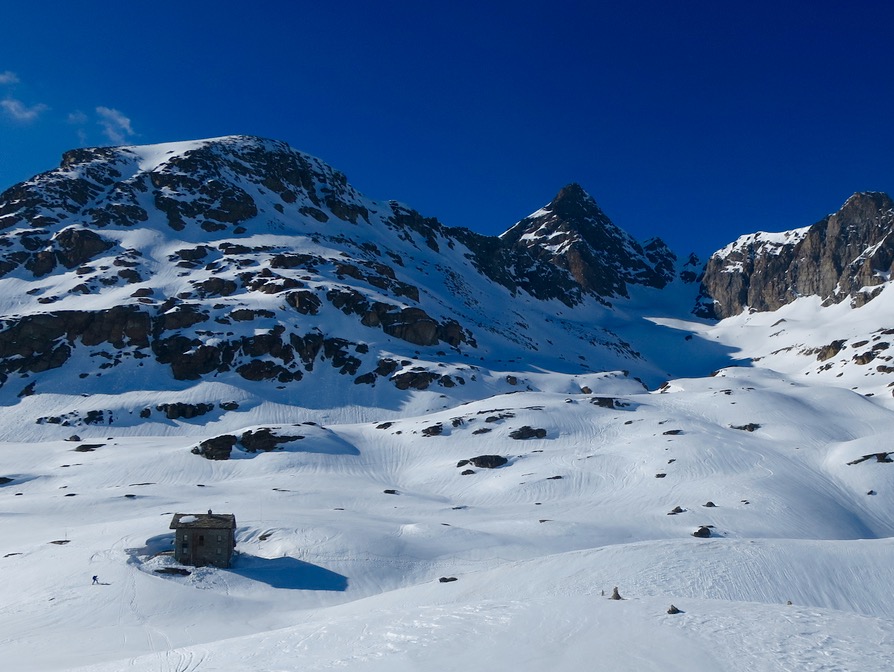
[67,110,88,125]
[1,97,48,122]
[0,70,18,85]
[96,106,135,144]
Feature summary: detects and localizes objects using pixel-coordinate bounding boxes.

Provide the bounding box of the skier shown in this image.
[92,575,98,585]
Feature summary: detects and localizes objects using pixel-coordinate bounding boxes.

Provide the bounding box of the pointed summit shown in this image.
[500,185,672,299]
[547,183,605,221]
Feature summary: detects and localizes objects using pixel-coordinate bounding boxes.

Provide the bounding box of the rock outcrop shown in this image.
[698,192,894,317]
[500,184,675,300]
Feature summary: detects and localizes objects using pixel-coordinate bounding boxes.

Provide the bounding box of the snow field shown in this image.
[3,369,894,670]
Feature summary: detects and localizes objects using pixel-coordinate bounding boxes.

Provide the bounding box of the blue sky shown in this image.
[1,1,892,256]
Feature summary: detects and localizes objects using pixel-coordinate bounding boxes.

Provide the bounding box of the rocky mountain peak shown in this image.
[546,182,603,220]
[500,184,673,298]
[697,191,894,318]
[836,191,894,227]
[1,135,696,411]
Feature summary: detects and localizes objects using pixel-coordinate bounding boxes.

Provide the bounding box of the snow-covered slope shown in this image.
[0,135,709,439]
[2,369,894,671]
[3,136,894,670]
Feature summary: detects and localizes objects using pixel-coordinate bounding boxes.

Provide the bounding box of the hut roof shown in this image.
[169,513,236,530]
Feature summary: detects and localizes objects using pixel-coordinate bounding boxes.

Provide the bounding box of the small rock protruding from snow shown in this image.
[469,455,508,469]
[667,604,681,614]
[692,526,712,538]
[609,586,623,600]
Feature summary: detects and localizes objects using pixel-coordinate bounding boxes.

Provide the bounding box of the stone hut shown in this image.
[169,511,236,568]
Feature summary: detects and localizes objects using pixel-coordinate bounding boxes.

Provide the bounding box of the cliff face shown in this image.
[698,192,894,318]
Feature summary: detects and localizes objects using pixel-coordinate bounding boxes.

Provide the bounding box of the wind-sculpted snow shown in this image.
[3,370,894,670]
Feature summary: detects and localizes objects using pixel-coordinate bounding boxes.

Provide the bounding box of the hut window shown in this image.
[217,534,222,542]
[216,548,222,555]
[198,535,205,546]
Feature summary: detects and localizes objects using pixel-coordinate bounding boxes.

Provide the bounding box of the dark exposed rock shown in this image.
[375,358,400,377]
[469,455,508,469]
[692,526,712,538]
[230,308,275,321]
[285,290,322,315]
[25,250,58,277]
[847,452,894,465]
[699,192,894,317]
[501,184,672,300]
[158,304,208,331]
[73,444,104,452]
[421,424,443,437]
[730,423,761,432]
[174,246,209,262]
[237,359,298,383]
[156,402,215,420]
[461,469,475,475]
[191,435,237,460]
[662,429,683,435]
[0,307,150,375]
[391,370,439,390]
[438,576,458,583]
[509,426,547,440]
[816,340,846,362]
[240,428,303,452]
[362,303,467,347]
[54,228,114,269]
[194,277,237,297]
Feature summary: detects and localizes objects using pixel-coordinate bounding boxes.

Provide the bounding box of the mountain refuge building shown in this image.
[169,512,236,568]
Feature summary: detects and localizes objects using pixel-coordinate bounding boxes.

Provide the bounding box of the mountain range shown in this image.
[2,135,894,671]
